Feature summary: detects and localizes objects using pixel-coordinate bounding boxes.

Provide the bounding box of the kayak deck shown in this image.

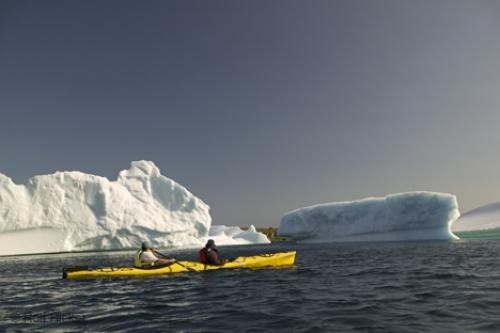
[63,251,296,279]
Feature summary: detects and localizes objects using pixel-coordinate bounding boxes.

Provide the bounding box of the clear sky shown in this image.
[1,0,499,227]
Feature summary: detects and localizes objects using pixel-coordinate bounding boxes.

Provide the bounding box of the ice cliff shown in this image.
[0,161,268,256]
[278,192,460,242]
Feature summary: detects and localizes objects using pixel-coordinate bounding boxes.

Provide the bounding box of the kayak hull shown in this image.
[63,251,296,279]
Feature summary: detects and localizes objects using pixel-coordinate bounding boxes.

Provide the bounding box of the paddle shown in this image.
[154,250,197,272]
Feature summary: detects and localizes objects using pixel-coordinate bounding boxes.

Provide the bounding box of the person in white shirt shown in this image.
[134,241,176,268]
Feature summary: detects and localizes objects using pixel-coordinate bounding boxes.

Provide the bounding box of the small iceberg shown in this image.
[452,202,500,239]
[207,225,270,245]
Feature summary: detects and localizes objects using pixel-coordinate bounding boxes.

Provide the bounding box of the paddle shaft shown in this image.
[154,250,197,272]
[154,250,173,259]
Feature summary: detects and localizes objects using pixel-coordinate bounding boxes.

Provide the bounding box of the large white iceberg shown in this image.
[452,202,500,232]
[278,192,460,242]
[0,161,269,256]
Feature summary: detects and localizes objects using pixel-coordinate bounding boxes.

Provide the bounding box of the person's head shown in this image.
[205,239,216,250]
[141,241,151,251]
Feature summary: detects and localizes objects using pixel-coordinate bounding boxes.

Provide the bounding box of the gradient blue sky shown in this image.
[1,0,499,227]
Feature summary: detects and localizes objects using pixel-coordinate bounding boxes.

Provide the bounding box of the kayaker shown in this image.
[199,239,228,265]
[134,241,176,268]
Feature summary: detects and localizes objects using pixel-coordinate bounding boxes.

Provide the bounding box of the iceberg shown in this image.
[0,161,269,256]
[207,225,270,245]
[278,192,460,242]
[452,202,500,232]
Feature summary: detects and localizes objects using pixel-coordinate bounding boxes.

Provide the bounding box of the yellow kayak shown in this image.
[63,251,296,280]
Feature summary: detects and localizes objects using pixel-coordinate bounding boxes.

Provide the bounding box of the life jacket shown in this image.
[134,250,143,267]
[199,248,208,264]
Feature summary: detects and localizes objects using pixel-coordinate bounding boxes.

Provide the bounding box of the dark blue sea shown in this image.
[1,240,500,332]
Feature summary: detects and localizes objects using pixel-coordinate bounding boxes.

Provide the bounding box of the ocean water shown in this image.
[1,240,500,332]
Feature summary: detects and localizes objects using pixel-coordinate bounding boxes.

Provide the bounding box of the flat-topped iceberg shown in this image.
[278,192,460,242]
[0,161,269,256]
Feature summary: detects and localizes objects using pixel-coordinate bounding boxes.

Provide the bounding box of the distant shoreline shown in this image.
[253,227,289,242]
[454,228,500,240]
[256,227,500,242]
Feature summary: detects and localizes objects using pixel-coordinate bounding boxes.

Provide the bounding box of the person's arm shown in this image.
[153,250,176,263]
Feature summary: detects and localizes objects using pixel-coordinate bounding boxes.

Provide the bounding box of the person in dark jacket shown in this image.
[199,239,228,265]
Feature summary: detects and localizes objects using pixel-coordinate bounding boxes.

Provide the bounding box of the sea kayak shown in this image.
[63,251,296,279]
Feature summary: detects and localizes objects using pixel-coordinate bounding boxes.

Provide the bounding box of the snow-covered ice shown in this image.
[452,202,500,232]
[0,161,268,256]
[207,225,270,245]
[278,192,460,242]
